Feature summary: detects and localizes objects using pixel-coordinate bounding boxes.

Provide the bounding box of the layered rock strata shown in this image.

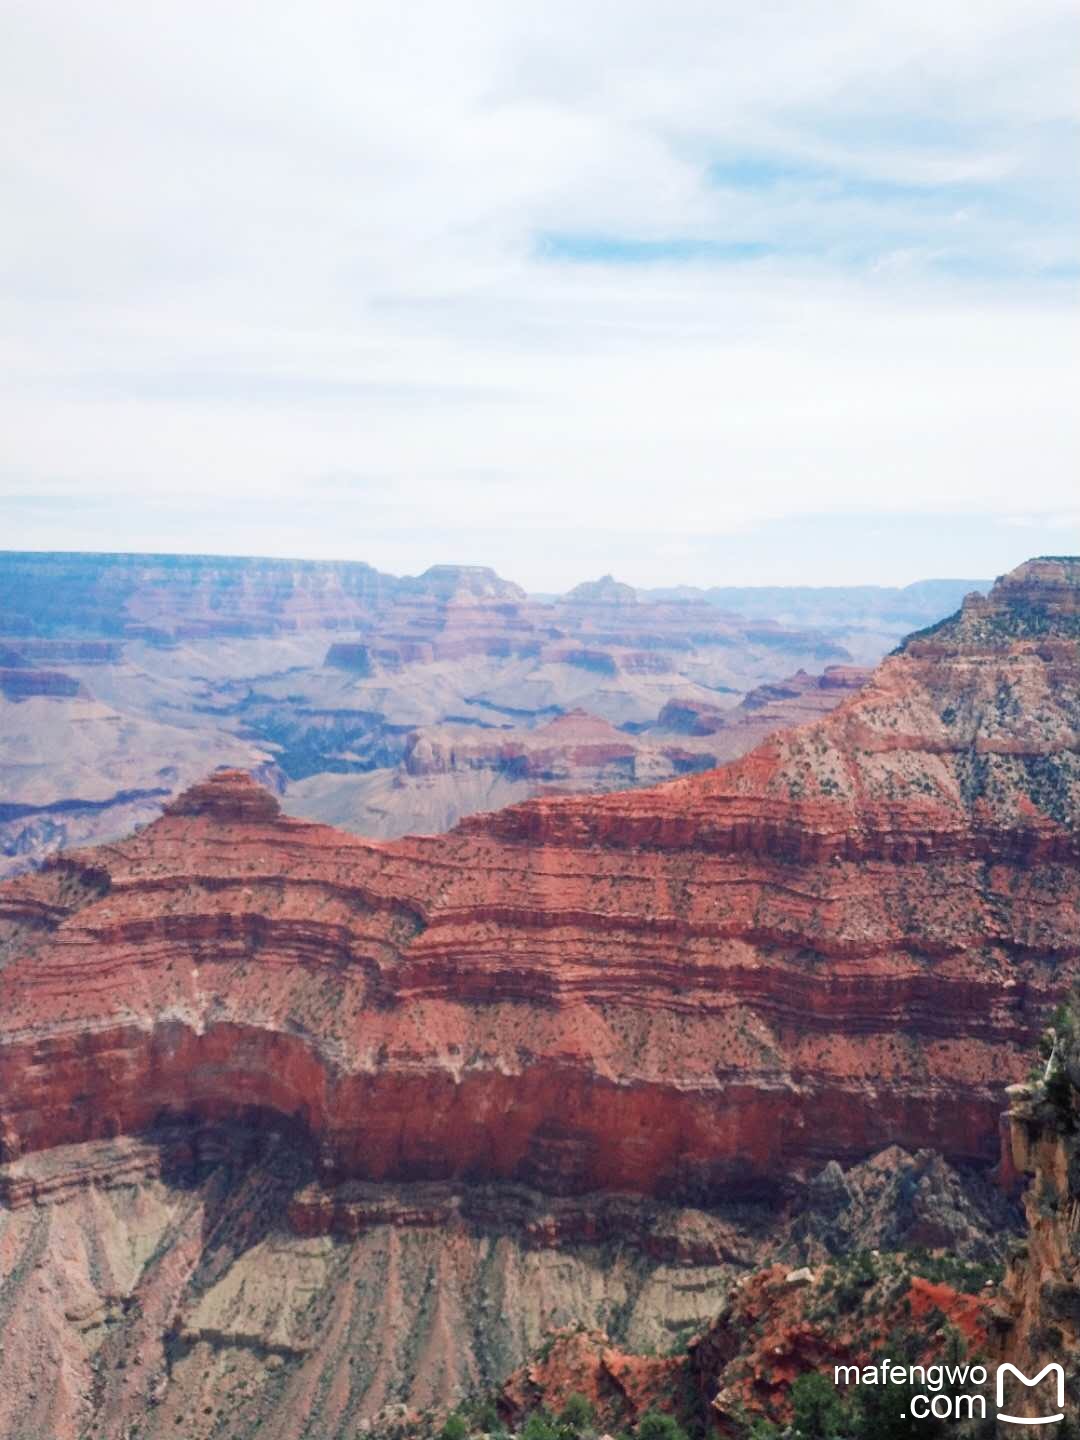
[0,1132,1012,1440]
[283,671,874,843]
[0,553,874,873]
[1,559,1077,1204]
[656,665,871,749]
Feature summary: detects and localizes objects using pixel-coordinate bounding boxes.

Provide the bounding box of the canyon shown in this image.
[0,550,971,874]
[0,555,1077,1437]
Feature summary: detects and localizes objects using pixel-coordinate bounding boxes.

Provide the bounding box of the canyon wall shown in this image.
[1,554,888,873]
[1,558,1077,1202]
[0,555,1076,1437]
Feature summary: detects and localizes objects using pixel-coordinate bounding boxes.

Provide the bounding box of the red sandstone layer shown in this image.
[0,559,1077,1200]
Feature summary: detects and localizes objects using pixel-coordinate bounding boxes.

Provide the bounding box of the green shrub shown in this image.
[635,1411,688,1440]
[850,1379,947,1440]
[559,1393,595,1434]
[746,1420,782,1440]
[472,1399,506,1434]
[468,1400,502,1434]
[790,1372,846,1438]
[522,1410,559,1440]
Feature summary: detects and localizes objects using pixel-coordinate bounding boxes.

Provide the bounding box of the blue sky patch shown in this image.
[536,234,771,264]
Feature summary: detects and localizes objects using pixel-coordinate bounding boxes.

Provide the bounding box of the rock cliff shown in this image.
[0,1128,1012,1440]
[1,558,1077,1204]
[997,994,1080,1421]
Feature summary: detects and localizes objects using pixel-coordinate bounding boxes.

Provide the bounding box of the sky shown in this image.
[2,0,1077,591]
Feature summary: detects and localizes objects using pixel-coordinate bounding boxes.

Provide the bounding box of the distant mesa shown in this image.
[324,641,373,674]
[656,697,730,735]
[818,664,872,690]
[739,665,870,710]
[538,707,626,739]
[403,564,527,602]
[564,574,638,605]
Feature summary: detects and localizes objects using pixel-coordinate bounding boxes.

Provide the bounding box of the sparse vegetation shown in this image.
[558,1395,594,1432]
[901,1249,1002,1294]
[635,1411,688,1440]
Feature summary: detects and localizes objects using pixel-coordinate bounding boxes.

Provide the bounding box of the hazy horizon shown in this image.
[0,514,1067,594]
[3,1,1077,589]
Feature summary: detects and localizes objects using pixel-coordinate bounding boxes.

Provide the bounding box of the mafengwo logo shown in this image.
[833,1358,1067,1426]
[997,1363,1065,1427]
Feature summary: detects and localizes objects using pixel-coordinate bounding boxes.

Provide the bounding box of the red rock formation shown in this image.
[500,1326,681,1433]
[657,664,871,740]
[689,1261,994,1435]
[321,674,871,844]
[0,558,1077,1208]
[165,768,285,823]
[402,710,640,781]
[287,1175,752,1265]
[0,1136,165,1209]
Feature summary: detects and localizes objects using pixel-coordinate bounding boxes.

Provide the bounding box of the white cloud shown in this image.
[0,0,1076,585]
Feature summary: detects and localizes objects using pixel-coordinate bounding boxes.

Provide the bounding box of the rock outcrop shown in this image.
[690,1258,996,1435]
[563,574,639,606]
[997,1000,1080,1420]
[499,1326,680,1434]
